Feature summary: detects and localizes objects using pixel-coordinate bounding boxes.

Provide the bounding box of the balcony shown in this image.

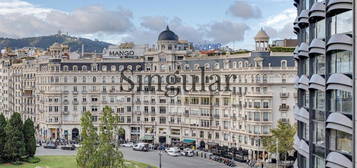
[279,105,289,111]
[280,93,289,98]
[72,91,78,95]
[73,101,79,105]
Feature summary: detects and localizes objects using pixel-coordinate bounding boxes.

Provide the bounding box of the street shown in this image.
[36,147,249,168]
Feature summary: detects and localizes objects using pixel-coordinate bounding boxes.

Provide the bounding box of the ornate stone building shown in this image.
[0,27,297,160]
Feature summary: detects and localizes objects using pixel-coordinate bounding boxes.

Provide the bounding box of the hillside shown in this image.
[0,34,113,53]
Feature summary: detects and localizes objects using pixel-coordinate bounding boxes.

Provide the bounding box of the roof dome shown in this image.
[255,28,270,41]
[158,26,178,41]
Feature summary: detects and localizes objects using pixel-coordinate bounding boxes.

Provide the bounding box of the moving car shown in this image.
[166,147,181,157]
[165,147,180,153]
[133,143,149,151]
[167,150,181,157]
[121,142,134,147]
[61,144,76,150]
[44,142,57,149]
[181,148,194,157]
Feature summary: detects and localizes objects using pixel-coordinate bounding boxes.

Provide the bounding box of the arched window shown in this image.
[281,60,287,68]
[263,74,268,83]
[73,66,78,71]
[136,65,141,71]
[256,75,261,82]
[239,61,243,68]
[127,65,132,70]
[63,66,68,72]
[233,62,237,69]
[214,63,220,69]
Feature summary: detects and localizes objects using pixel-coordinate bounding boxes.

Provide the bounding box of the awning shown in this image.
[183,139,196,143]
[140,135,154,141]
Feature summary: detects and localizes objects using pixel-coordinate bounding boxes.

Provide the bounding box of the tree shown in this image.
[0,114,7,160]
[91,106,125,168]
[262,121,296,161]
[4,112,26,162]
[23,119,36,157]
[76,111,98,168]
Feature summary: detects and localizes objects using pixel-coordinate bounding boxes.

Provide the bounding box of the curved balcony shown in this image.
[293,0,299,7]
[293,18,300,34]
[298,139,309,158]
[327,0,352,16]
[326,112,352,134]
[294,75,300,89]
[298,42,309,59]
[309,1,325,22]
[293,45,299,60]
[309,74,325,91]
[326,73,352,92]
[309,38,325,56]
[294,106,309,124]
[298,10,309,28]
[293,135,300,151]
[327,34,352,52]
[298,75,309,91]
[326,152,352,168]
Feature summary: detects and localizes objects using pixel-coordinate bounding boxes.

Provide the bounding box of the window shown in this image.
[311,54,325,75]
[314,19,325,39]
[254,112,260,121]
[329,90,352,114]
[159,117,166,124]
[313,121,325,147]
[329,129,352,155]
[330,10,353,35]
[329,50,352,74]
[313,155,325,168]
[263,112,269,121]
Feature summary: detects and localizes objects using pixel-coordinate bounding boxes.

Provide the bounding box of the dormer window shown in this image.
[82,65,87,71]
[102,65,107,71]
[111,65,116,72]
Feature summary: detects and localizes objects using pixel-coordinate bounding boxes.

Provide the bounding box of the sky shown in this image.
[0,0,297,50]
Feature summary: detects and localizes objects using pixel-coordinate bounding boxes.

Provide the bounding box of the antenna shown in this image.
[81,44,84,57]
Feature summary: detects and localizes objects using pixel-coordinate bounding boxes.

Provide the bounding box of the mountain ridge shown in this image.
[0,34,113,53]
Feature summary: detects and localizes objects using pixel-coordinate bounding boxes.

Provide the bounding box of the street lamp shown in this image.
[276,138,279,168]
[159,150,162,168]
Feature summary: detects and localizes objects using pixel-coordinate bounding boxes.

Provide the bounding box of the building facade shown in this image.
[0,27,297,160]
[293,0,354,168]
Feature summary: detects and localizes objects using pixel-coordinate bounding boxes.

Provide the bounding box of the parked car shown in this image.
[44,142,57,149]
[133,143,149,151]
[181,148,194,157]
[121,142,134,147]
[61,144,76,150]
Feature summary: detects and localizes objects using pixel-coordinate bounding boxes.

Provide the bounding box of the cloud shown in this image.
[140,16,168,31]
[227,0,262,19]
[206,21,250,44]
[0,0,134,38]
[261,8,296,39]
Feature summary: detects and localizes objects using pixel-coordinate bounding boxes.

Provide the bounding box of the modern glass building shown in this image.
[293,0,354,168]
